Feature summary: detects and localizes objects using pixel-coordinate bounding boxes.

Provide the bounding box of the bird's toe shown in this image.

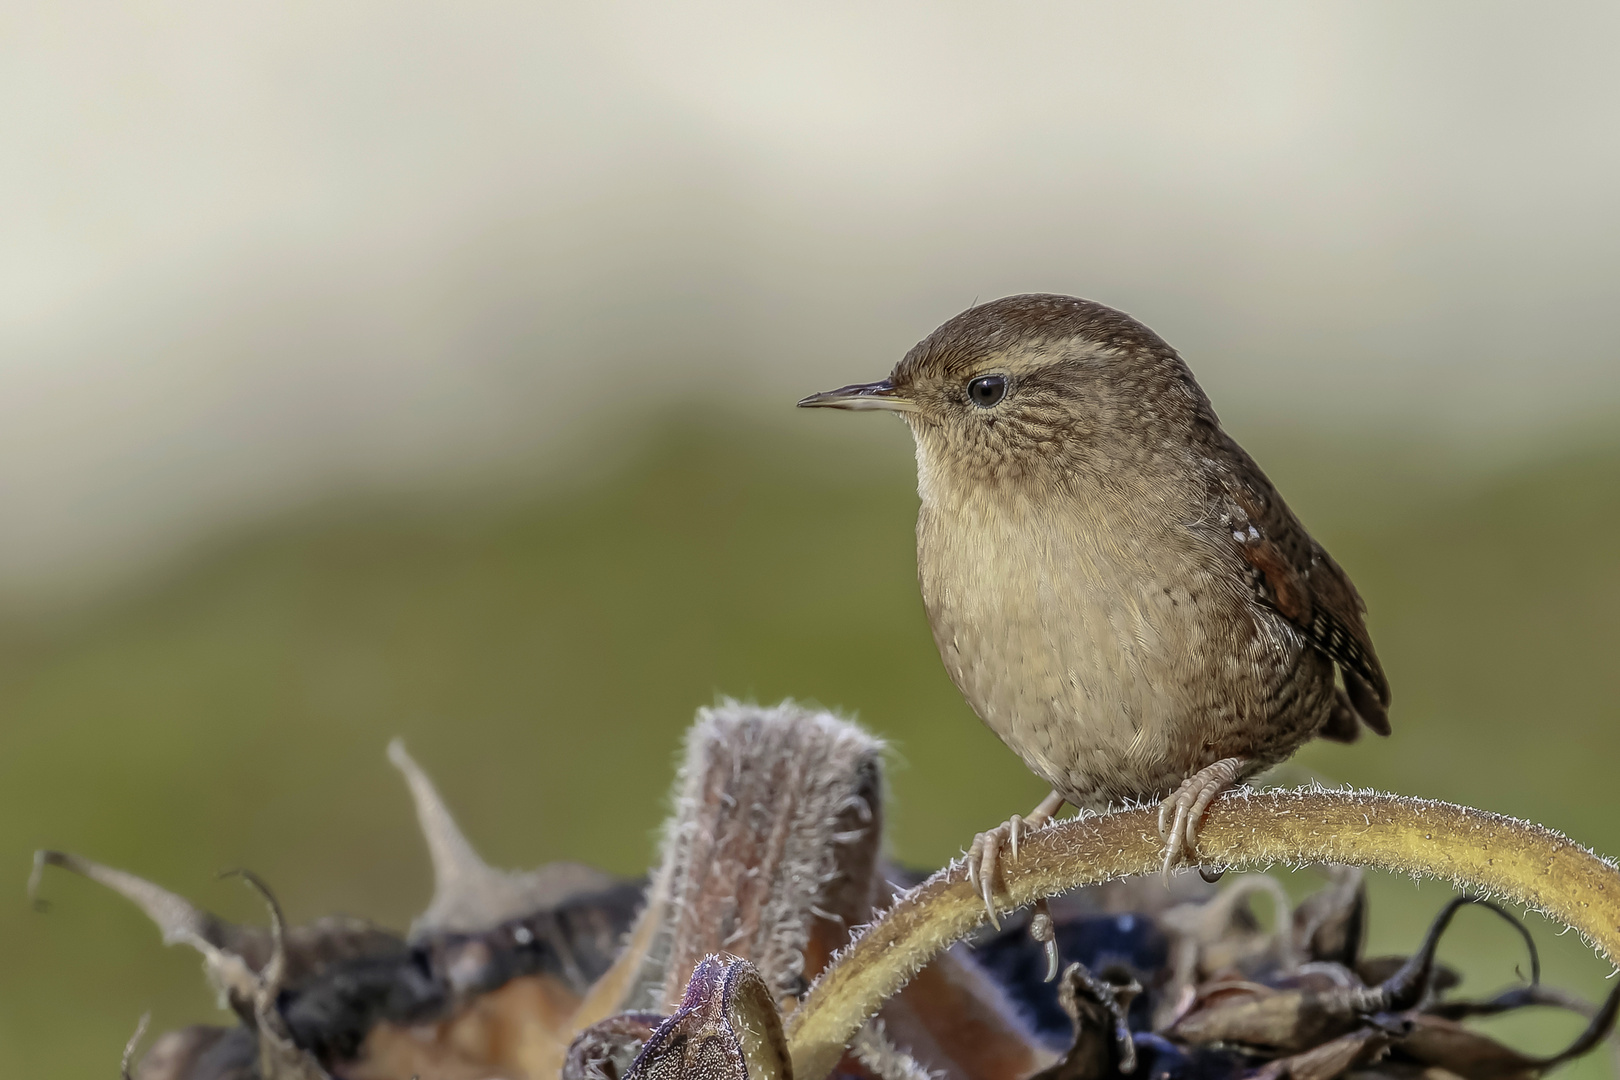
[967,818,1024,928]
[1158,757,1248,881]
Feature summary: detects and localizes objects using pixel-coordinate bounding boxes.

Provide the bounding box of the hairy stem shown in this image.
[785,788,1620,1080]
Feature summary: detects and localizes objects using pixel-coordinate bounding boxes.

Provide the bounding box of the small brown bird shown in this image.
[799,294,1389,913]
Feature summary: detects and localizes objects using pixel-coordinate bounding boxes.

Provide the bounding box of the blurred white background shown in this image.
[4,1,1618,598]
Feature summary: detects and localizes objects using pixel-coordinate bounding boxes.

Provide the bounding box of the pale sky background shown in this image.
[2,1,1617,600]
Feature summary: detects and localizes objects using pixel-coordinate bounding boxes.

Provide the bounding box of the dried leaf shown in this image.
[1165,895,1559,1069]
[1253,1026,1390,1080]
[1030,962,1140,1080]
[1394,980,1620,1080]
[1157,876,1300,1031]
[1166,980,1372,1052]
[1292,868,1366,968]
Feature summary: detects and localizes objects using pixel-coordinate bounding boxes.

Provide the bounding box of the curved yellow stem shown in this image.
[785,788,1620,1080]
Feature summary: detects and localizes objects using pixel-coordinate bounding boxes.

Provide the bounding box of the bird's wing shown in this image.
[1209,435,1391,737]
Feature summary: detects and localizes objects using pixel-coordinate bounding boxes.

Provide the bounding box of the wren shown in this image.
[799,294,1390,914]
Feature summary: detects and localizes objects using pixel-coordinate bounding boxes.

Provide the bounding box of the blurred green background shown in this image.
[2,412,1617,1076]
[4,3,1620,1077]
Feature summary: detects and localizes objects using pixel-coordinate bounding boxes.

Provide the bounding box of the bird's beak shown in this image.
[796,379,917,413]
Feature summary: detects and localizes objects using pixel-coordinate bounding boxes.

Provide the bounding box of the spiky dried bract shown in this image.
[631,701,888,1010]
[29,849,425,1077]
[389,739,617,939]
[621,955,792,1080]
[36,844,641,1080]
[29,850,262,1003]
[581,702,1047,1080]
[785,788,1620,1080]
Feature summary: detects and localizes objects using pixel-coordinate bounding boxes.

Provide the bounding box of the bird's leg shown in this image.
[966,790,1066,928]
[1157,757,1248,880]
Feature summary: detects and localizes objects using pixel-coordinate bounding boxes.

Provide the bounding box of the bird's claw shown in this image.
[965,792,1065,929]
[1031,898,1060,981]
[967,815,1028,929]
[1159,799,1190,882]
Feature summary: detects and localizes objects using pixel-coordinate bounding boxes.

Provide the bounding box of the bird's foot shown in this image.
[966,790,1066,929]
[1157,757,1248,881]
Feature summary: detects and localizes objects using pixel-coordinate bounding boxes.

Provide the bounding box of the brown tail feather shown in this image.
[1343,670,1390,736]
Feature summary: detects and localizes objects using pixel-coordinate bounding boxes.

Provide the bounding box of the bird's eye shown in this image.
[967,374,1008,408]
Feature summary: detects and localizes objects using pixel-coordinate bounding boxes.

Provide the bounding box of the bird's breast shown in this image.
[916,488,1276,804]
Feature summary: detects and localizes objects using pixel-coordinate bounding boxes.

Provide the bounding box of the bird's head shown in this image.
[798,294,1212,495]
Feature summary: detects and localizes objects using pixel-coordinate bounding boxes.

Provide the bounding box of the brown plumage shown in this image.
[799,293,1389,909]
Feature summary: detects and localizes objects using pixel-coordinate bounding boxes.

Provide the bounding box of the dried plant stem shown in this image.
[785,788,1620,1080]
